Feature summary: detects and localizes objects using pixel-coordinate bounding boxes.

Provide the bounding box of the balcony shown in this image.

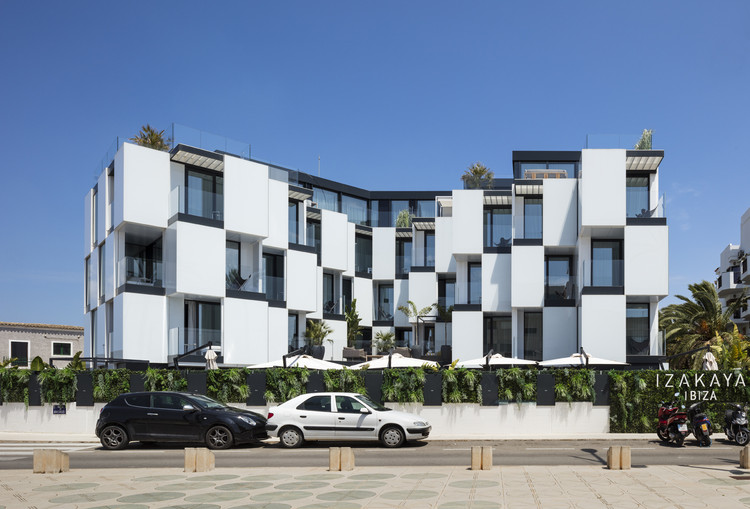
[118,257,163,292]
[169,186,224,224]
[742,257,750,284]
[168,327,221,357]
[544,275,577,307]
[582,260,624,295]
[717,270,744,298]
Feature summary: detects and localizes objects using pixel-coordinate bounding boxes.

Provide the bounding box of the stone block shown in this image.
[741,446,750,469]
[481,446,493,470]
[329,447,341,471]
[184,448,197,472]
[607,446,621,470]
[340,447,355,471]
[620,446,631,470]
[33,449,69,474]
[195,448,215,472]
[471,446,482,470]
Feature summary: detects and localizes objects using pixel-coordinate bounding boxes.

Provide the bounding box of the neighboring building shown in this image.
[83,138,668,367]
[0,322,84,368]
[715,208,750,335]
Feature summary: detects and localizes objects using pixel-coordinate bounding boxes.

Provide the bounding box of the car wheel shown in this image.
[206,425,233,450]
[736,429,749,446]
[656,427,669,442]
[380,425,405,448]
[279,426,304,448]
[100,425,129,450]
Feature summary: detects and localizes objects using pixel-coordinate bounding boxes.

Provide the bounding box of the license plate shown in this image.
[701,424,708,432]
[678,424,688,432]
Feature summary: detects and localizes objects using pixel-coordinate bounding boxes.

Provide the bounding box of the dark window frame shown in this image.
[467,262,482,305]
[626,303,650,356]
[591,239,624,287]
[185,166,224,220]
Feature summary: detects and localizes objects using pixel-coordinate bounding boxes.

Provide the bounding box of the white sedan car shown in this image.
[265,392,431,448]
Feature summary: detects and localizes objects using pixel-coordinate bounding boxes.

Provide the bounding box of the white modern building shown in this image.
[84,138,668,367]
[714,208,750,335]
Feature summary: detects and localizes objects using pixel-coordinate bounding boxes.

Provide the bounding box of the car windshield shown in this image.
[355,395,391,412]
[188,394,226,410]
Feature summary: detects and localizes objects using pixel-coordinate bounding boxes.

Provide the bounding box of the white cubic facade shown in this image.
[84,140,668,367]
[714,207,750,335]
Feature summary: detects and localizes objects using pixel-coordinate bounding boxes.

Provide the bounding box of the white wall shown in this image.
[353,277,373,326]
[741,208,750,252]
[119,292,166,363]
[452,311,483,362]
[394,279,410,327]
[224,156,269,238]
[344,224,356,277]
[511,245,544,308]
[172,222,225,298]
[581,294,625,362]
[264,179,289,250]
[372,228,395,280]
[84,189,92,256]
[268,306,288,361]
[326,319,347,361]
[96,170,107,244]
[452,190,483,255]
[580,149,626,228]
[624,225,669,297]
[482,253,511,312]
[321,210,348,271]
[435,217,455,274]
[119,143,171,229]
[408,272,438,317]
[543,307,577,359]
[287,250,318,312]
[543,179,578,247]
[224,298,268,365]
[88,247,98,311]
[103,237,115,302]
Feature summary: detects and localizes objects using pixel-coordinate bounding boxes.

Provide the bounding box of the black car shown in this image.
[95,392,267,450]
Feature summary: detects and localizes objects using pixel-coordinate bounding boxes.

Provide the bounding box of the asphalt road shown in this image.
[0,438,744,470]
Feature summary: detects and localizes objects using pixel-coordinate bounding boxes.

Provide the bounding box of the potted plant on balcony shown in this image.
[375,330,396,354]
[130,124,171,151]
[345,299,363,348]
[305,319,333,360]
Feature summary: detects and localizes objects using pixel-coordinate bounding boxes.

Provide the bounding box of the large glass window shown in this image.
[186,169,223,220]
[185,300,221,351]
[323,272,336,314]
[123,236,163,288]
[524,198,543,239]
[92,186,98,245]
[306,219,321,256]
[376,284,394,320]
[355,235,372,274]
[288,313,299,352]
[288,201,299,244]
[391,200,410,227]
[592,240,623,286]
[484,207,512,247]
[342,195,368,225]
[545,256,574,303]
[313,187,338,212]
[468,262,482,305]
[484,316,512,357]
[626,177,650,217]
[438,278,456,309]
[424,232,435,267]
[395,328,412,348]
[626,304,650,355]
[263,253,285,301]
[98,247,104,303]
[524,312,543,361]
[342,278,353,311]
[226,241,242,289]
[416,199,435,218]
[396,239,412,275]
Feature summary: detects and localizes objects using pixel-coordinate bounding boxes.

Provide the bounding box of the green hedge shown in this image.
[92,369,130,402]
[264,367,309,403]
[497,368,537,403]
[0,369,31,404]
[37,368,78,404]
[382,368,425,402]
[442,368,481,403]
[207,368,249,403]
[323,369,366,394]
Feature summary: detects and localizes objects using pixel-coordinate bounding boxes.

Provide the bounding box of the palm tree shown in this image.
[130,124,171,151]
[345,299,363,348]
[398,300,435,352]
[461,162,494,189]
[305,319,334,347]
[660,280,747,368]
[634,129,653,150]
[395,209,412,227]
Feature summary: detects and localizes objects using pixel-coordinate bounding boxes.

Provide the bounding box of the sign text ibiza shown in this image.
[656,372,746,401]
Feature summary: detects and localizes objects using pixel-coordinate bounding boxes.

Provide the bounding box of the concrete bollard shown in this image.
[340,447,355,471]
[33,449,69,474]
[607,446,622,470]
[185,447,215,472]
[481,446,493,470]
[329,447,341,471]
[741,446,750,469]
[620,446,631,470]
[470,446,492,470]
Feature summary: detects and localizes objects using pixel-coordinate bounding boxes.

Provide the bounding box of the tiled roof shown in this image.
[0,322,84,332]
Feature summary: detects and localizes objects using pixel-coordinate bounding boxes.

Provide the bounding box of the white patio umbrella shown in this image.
[538,352,628,368]
[702,351,718,371]
[350,353,439,370]
[204,348,219,370]
[454,353,538,369]
[249,354,346,370]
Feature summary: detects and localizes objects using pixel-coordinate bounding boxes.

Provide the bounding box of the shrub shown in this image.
[207,368,249,403]
[323,369,366,394]
[382,368,425,402]
[264,368,309,403]
[92,369,131,402]
[442,368,481,403]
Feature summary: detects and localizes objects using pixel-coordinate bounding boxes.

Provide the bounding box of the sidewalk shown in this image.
[4,463,750,508]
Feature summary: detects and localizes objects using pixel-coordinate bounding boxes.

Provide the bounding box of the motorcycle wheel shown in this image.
[656,427,670,442]
[674,435,685,447]
[702,436,712,447]
[736,429,749,446]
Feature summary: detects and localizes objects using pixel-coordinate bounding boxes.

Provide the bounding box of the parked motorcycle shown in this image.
[724,403,749,446]
[687,401,712,447]
[657,396,690,446]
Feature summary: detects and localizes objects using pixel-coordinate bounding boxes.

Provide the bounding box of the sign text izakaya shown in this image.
[656,372,746,401]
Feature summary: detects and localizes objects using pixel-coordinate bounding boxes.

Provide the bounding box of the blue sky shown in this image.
[0,1,748,326]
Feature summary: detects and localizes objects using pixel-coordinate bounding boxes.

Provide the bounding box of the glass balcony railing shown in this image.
[545,275,577,304]
[627,194,667,219]
[396,256,411,275]
[375,305,394,321]
[264,275,285,302]
[169,186,224,221]
[583,260,624,287]
[118,257,163,287]
[169,327,221,357]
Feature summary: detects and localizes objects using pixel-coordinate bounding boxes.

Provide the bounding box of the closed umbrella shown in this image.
[454,353,538,369]
[204,348,218,370]
[350,353,439,370]
[702,351,718,370]
[249,354,346,370]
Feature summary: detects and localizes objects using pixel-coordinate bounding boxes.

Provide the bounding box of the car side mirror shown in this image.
[360,407,371,414]
[183,404,195,411]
